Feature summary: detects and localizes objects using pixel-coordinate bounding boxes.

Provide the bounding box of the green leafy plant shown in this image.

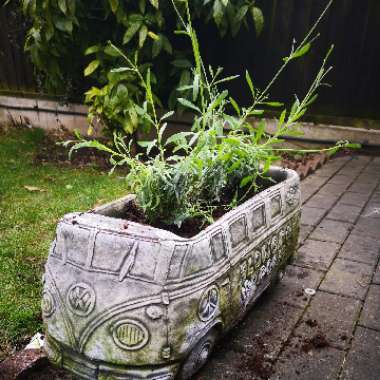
[17,0,264,136]
[66,0,358,230]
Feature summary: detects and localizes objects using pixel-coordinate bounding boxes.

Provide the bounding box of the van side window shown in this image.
[252,205,266,231]
[92,232,133,272]
[271,194,282,218]
[211,232,227,262]
[168,245,188,280]
[229,216,248,248]
[184,239,212,277]
[130,241,158,281]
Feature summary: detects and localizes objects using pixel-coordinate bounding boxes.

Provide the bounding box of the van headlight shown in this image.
[111,319,149,350]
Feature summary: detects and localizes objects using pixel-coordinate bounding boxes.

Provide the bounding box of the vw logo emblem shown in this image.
[41,290,55,318]
[67,283,96,317]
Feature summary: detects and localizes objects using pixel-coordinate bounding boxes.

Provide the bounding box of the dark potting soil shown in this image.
[120,184,265,238]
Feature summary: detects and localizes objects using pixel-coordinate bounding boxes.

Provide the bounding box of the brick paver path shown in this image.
[199,155,380,380]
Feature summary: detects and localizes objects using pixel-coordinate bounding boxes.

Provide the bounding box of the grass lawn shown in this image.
[0,127,128,360]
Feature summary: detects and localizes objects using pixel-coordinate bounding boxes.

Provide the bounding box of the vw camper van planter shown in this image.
[42,167,301,380]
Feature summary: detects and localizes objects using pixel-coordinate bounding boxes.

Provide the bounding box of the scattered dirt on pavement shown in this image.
[301,332,330,353]
[232,335,274,380]
[305,319,318,328]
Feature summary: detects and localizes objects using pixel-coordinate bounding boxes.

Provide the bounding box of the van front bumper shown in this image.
[45,334,179,380]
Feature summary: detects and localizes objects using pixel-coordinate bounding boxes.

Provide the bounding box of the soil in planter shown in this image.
[120,177,278,238]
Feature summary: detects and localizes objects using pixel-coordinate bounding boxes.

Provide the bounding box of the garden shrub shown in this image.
[19,0,264,136]
[67,0,357,230]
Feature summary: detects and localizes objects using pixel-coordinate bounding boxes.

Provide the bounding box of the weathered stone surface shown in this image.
[373,265,380,285]
[296,239,339,271]
[295,291,361,349]
[355,174,379,185]
[318,182,349,197]
[327,203,362,224]
[349,181,378,195]
[362,202,380,219]
[310,219,352,244]
[339,233,380,266]
[352,216,380,239]
[305,193,339,210]
[301,207,326,227]
[266,265,323,308]
[271,335,344,380]
[339,191,371,207]
[41,168,302,380]
[328,174,353,187]
[199,300,303,380]
[359,285,380,331]
[320,259,373,300]
[298,225,313,246]
[342,327,380,380]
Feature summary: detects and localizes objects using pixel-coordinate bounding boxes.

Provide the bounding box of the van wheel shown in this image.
[177,329,218,380]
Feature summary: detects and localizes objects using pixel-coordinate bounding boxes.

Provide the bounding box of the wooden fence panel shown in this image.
[0,0,379,120]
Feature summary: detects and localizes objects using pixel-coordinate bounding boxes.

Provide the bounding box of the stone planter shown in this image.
[42,166,301,380]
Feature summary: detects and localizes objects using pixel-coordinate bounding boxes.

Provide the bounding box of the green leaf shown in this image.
[240,175,254,188]
[84,45,100,55]
[123,21,142,45]
[104,44,120,57]
[54,18,73,34]
[139,25,148,48]
[152,37,163,58]
[229,97,240,115]
[84,59,100,76]
[192,73,200,102]
[292,43,311,60]
[58,0,67,15]
[251,6,264,36]
[262,102,284,107]
[109,0,119,13]
[213,0,224,27]
[160,110,175,121]
[149,0,159,9]
[171,59,192,68]
[110,67,134,73]
[178,98,201,113]
[245,70,255,99]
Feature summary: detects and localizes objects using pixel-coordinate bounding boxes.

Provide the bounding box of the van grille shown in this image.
[112,319,149,350]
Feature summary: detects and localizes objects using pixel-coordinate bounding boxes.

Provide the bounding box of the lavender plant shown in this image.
[67,0,357,228]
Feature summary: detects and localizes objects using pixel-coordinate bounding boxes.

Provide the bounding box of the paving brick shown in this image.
[339,233,380,266]
[295,239,339,271]
[310,219,352,244]
[295,291,361,349]
[305,193,339,210]
[301,207,326,226]
[350,155,372,165]
[339,191,371,207]
[198,300,303,380]
[362,202,380,219]
[320,258,373,300]
[272,335,344,380]
[328,174,354,186]
[319,182,351,197]
[266,265,323,308]
[301,175,328,194]
[352,216,380,240]
[342,327,380,380]
[355,174,379,185]
[327,203,362,224]
[298,225,313,246]
[359,285,380,331]
[373,265,380,285]
[349,181,378,195]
